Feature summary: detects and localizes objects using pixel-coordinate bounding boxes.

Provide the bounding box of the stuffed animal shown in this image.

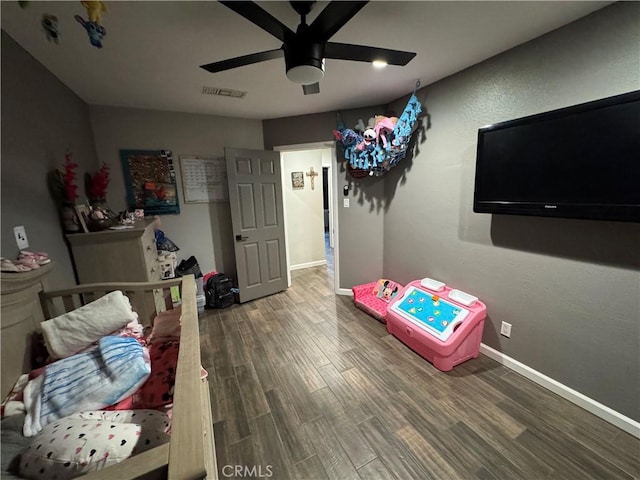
[374,115,398,149]
[356,128,376,152]
[333,128,363,148]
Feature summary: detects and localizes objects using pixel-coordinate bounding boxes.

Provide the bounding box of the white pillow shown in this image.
[19,410,169,480]
[41,291,137,359]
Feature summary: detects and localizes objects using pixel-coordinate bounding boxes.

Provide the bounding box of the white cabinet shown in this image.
[66,220,160,283]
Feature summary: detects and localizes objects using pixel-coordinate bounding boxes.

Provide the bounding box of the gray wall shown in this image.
[1,30,99,288]
[264,106,388,288]
[88,106,264,279]
[266,3,639,422]
[384,2,640,421]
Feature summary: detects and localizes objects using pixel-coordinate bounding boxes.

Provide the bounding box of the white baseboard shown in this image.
[290,260,327,271]
[335,288,352,296]
[480,344,640,438]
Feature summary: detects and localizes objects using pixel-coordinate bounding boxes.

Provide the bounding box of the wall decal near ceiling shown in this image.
[120,149,180,215]
[75,0,108,48]
[41,14,60,43]
[334,82,423,178]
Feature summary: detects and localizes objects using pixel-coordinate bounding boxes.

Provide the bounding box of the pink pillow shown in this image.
[149,307,181,341]
[374,279,400,302]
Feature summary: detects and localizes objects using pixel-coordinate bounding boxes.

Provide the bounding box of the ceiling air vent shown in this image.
[202,86,247,98]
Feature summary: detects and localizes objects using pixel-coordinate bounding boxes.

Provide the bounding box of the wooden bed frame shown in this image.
[0,267,217,480]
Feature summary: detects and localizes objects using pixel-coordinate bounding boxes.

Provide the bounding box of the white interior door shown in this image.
[225,147,288,303]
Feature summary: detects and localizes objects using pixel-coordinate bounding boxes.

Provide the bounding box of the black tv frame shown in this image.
[473,90,640,223]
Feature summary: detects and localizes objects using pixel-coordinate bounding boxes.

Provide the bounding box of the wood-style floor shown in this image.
[199,266,640,480]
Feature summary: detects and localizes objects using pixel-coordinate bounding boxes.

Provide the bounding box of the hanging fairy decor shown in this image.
[333,82,423,178]
[75,1,108,48]
[41,14,60,44]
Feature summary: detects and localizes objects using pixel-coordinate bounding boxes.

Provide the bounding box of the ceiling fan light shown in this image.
[286,63,325,85]
[372,60,388,69]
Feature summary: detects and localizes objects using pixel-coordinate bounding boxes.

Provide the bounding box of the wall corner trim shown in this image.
[480,344,640,438]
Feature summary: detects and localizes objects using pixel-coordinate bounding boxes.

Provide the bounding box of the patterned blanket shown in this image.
[23,336,150,436]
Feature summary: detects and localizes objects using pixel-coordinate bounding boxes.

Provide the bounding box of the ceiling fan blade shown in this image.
[309,1,368,41]
[302,82,320,95]
[325,42,416,66]
[200,48,284,73]
[219,1,294,42]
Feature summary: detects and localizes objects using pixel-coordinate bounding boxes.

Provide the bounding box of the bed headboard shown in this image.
[0,262,54,399]
[40,279,182,326]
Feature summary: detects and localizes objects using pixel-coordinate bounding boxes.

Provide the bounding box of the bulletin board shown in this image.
[120,149,180,215]
[179,155,229,203]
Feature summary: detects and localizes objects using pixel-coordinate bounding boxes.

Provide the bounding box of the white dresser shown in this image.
[66,220,160,284]
[0,262,54,397]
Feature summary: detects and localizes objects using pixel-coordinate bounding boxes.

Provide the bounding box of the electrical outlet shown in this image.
[13,225,29,250]
[500,321,512,338]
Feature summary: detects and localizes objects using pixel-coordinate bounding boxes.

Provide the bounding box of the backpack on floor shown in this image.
[205,273,235,309]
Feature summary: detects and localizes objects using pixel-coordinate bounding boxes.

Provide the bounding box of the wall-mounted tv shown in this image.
[473,90,640,222]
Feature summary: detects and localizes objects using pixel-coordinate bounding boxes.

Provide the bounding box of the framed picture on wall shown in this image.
[120,149,180,215]
[291,171,304,190]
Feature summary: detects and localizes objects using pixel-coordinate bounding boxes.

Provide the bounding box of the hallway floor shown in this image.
[324,231,333,277]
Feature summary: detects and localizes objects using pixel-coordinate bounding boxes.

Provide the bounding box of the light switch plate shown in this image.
[14,225,29,250]
[343,199,350,208]
[500,321,512,338]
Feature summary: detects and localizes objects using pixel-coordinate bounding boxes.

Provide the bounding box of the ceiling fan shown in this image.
[200,1,416,95]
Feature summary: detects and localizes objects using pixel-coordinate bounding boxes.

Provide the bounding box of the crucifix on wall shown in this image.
[305,166,318,190]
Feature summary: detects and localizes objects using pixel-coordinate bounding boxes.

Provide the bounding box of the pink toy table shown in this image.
[384,279,486,371]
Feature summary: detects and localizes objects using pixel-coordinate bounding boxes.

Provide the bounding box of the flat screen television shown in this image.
[473,90,640,222]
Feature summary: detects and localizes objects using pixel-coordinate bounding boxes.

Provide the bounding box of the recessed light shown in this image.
[372,60,388,69]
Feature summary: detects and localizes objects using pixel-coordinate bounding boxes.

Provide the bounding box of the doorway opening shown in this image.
[275,142,339,294]
[322,166,334,276]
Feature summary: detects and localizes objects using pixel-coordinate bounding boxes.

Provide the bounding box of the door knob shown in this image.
[235,234,248,241]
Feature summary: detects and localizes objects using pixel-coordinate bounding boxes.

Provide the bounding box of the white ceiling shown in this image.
[2,1,611,120]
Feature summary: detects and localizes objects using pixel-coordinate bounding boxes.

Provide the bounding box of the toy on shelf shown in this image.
[385,278,486,371]
[352,278,403,322]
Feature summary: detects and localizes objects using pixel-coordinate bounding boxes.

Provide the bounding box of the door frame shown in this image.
[274,141,340,295]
